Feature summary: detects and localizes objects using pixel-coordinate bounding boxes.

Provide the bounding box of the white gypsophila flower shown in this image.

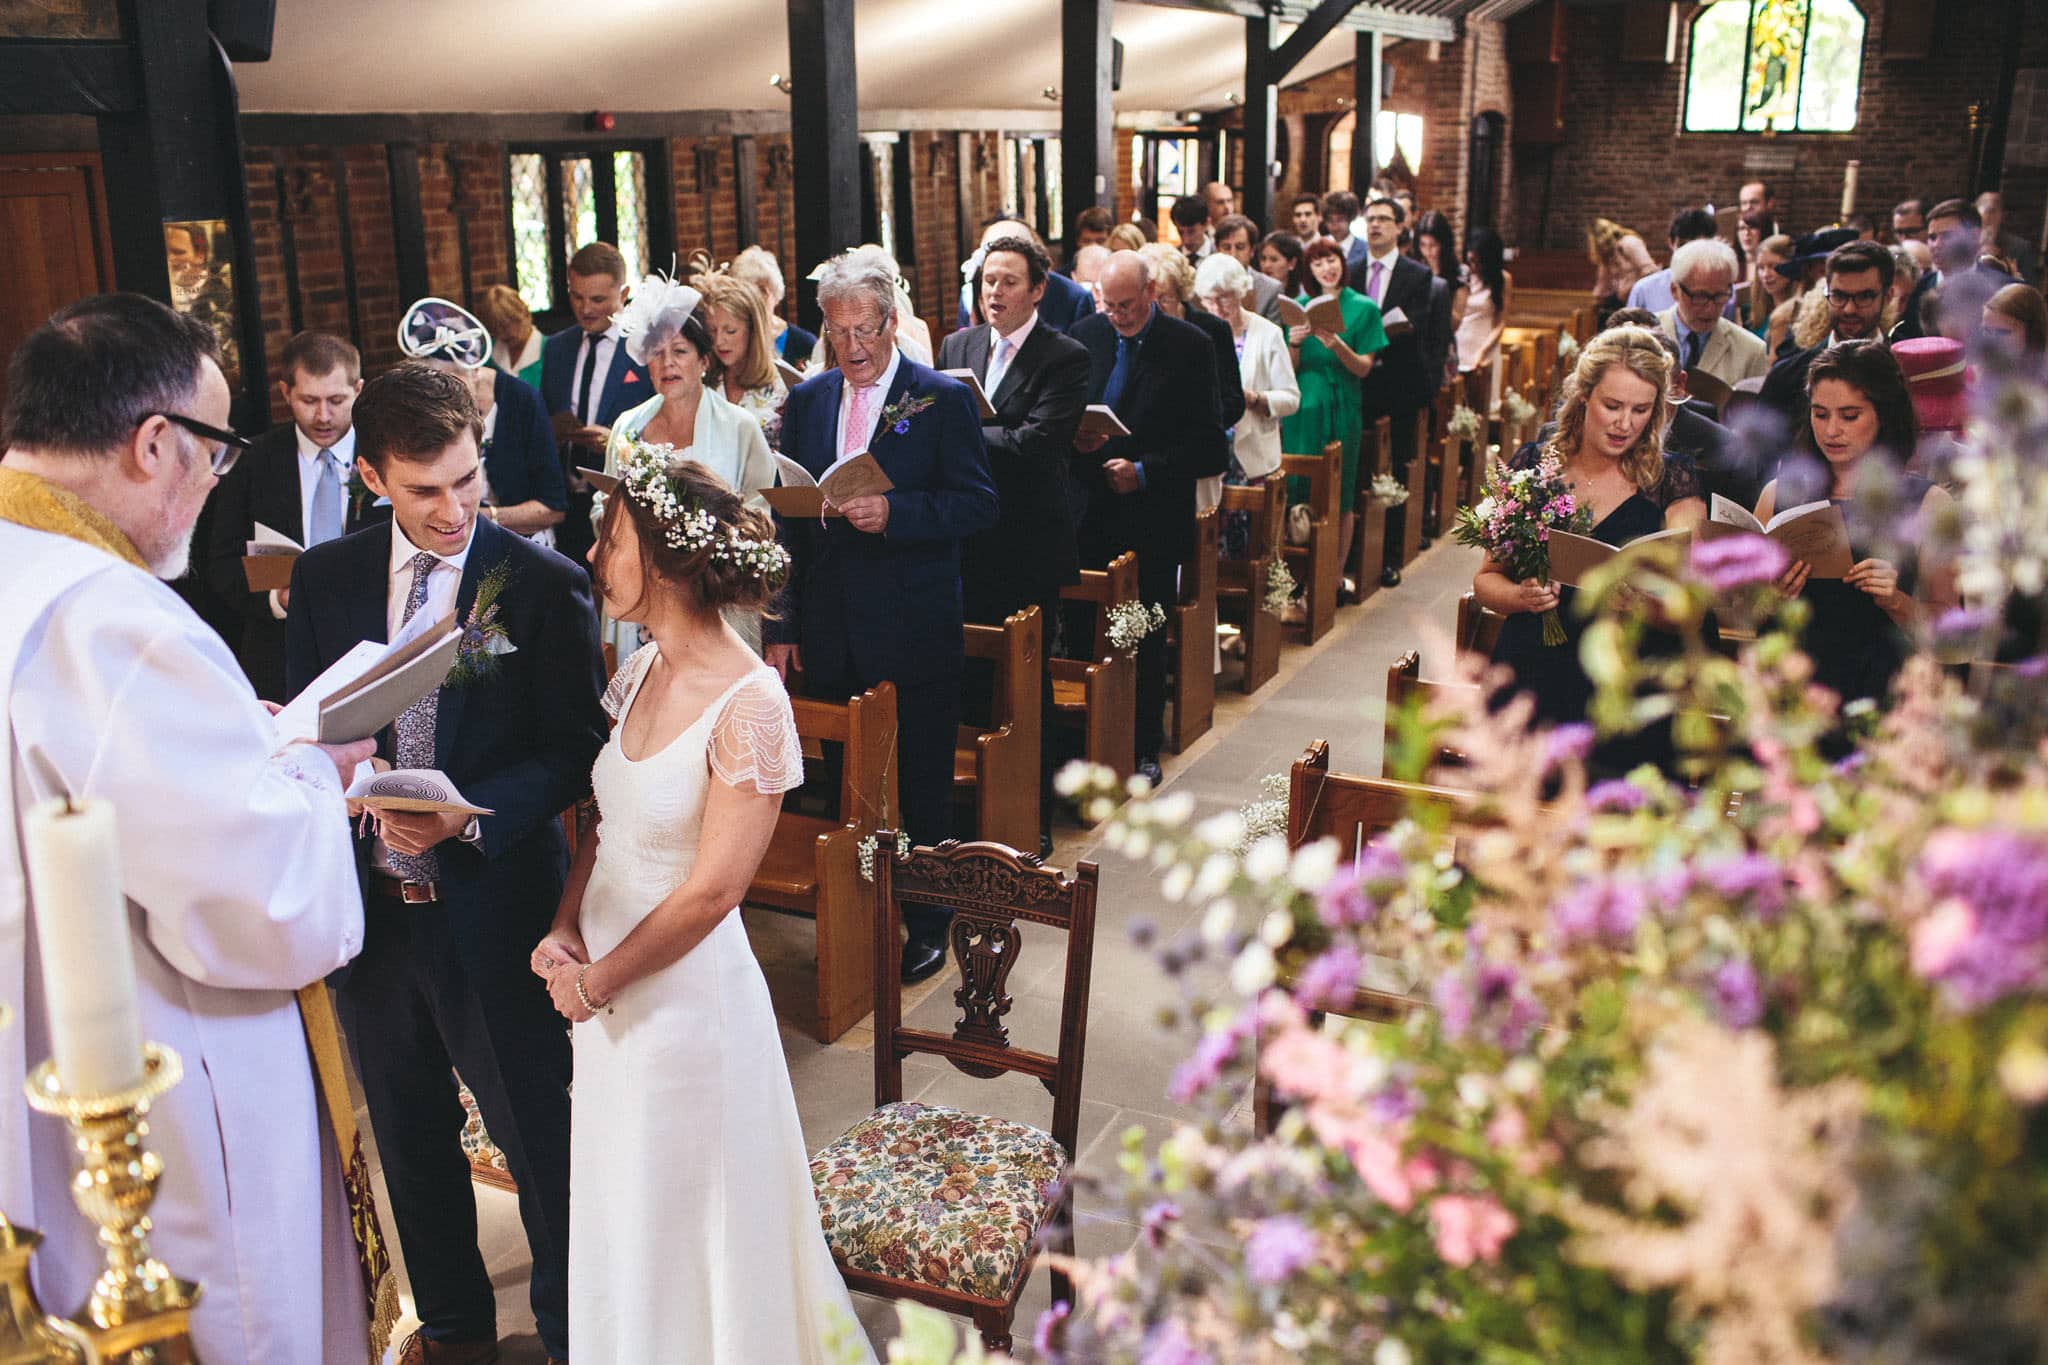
[1126,771,1154,799]
[1272,1312,1309,1352]
[1504,1057,1543,1095]
[1195,809,1247,849]
[1457,1073,1490,1111]
[1193,852,1237,903]
[1152,791,1196,826]
[1375,1339,1414,1365]
[1102,821,1129,851]
[1124,828,1153,859]
[1230,940,1277,995]
[1288,838,1340,892]
[1200,898,1237,946]
[1259,907,1295,949]
[1160,864,1194,903]
[1243,834,1290,884]
[1052,760,1095,798]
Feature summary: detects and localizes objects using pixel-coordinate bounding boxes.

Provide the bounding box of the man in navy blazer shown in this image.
[1069,251,1226,783]
[956,217,1097,334]
[286,365,606,1365]
[766,252,999,983]
[539,242,650,568]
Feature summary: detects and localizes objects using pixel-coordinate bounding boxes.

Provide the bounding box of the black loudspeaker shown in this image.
[209,0,277,62]
[1112,38,1124,92]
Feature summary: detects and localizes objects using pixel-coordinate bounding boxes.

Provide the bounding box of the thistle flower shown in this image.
[1689,532,1789,592]
[1244,1215,1318,1284]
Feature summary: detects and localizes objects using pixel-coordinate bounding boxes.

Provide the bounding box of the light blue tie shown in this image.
[308,450,344,545]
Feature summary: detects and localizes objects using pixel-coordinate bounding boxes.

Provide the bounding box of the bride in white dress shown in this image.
[530,453,876,1363]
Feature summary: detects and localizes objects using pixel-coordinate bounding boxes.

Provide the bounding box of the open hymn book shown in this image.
[1274,295,1346,334]
[272,607,462,745]
[762,451,895,519]
[1699,493,1855,578]
[242,521,301,592]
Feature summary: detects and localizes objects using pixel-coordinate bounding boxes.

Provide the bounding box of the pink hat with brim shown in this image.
[1893,336,1968,433]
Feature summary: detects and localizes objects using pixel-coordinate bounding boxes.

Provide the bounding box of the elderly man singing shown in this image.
[0,294,382,1361]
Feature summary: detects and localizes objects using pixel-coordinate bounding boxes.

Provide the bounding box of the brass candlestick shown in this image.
[24,1043,201,1364]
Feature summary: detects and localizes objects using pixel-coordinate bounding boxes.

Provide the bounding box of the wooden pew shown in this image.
[1384,649,1483,779]
[1348,415,1392,599]
[955,606,1042,850]
[748,681,899,1043]
[1167,509,1217,752]
[1052,551,1139,783]
[1428,388,1463,545]
[1278,441,1343,643]
[1457,590,1505,655]
[1217,480,1285,694]
[1393,407,1428,569]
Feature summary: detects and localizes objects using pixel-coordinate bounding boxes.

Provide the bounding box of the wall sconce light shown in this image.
[769,73,794,96]
[1227,92,1244,106]
[1042,85,1060,102]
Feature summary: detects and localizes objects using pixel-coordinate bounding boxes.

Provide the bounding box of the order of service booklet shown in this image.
[1275,295,1346,334]
[1544,525,1693,588]
[939,368,998,419]
[346,764,492,816]
[1077,404,1132,440]
[272,608,462,745]
[242,521,302,592]
[762,451,895,519]
[1699,493,1856,578]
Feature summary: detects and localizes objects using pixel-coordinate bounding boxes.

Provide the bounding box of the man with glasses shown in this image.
[767,250,998,985]
[1892,197,1929,245]
[0,293,377,1363]
[203,330,366,701]
[1655,238,1768,391]
[1759,240,1896,432]
[1627,207,1731,317]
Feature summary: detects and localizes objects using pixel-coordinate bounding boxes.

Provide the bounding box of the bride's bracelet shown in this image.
[576,964,614,1017]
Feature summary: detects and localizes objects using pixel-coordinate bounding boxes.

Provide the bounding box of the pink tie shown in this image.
[1368,259,1384,304]
[843,382,874,459]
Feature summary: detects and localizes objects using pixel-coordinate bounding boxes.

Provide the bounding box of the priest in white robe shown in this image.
[0,294,383,1363]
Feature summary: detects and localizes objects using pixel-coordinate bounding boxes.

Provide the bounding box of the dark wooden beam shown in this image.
[1351,29,1382,195]
[787,0,860,328]
[331,147,364,349]
[1270,0,1364,81]
[0,42,140,115]
[1060,0,1114,228]
[1243,14,1278,232]
[387,142,430,305]
[954,131,978,261]
[732,134,760,249]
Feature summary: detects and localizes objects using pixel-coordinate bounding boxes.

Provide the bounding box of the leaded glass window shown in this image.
[1684,0,1864,134]
[613,151,648,281]
[509,153,551,312]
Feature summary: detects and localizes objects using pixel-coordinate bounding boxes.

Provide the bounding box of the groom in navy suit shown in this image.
[766,252,999,983]
[286,364,607,1365]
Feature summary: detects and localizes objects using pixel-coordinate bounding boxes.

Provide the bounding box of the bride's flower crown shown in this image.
[600,438,791,586]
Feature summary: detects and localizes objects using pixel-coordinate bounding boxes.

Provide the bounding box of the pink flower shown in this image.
[1428,1194,1518,1268]
[1484,1106,1527,1151]
[1911,897,1978,978]
[1262,1022,1354,1104]
[1307,1110,1417,1212]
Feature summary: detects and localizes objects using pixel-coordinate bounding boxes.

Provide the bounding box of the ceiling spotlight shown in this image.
[769,73,793,95]
[1042,85,1060,102]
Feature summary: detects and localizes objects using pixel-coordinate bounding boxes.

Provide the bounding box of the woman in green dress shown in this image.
[1281,234,1387,597]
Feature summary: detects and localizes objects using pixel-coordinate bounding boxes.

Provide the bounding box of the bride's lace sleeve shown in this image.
[601,643,658,722]
[708,672,806,796]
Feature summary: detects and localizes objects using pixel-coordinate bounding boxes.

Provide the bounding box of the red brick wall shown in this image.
[242,126,1008,408]
[1512,0,2029,253]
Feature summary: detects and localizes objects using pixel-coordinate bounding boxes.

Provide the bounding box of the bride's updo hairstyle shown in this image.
[593,458,786,617]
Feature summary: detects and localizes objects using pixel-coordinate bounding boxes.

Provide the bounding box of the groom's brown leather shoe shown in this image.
[395,1329,501,1365]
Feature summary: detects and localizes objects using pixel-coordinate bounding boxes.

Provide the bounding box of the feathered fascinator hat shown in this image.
[614,271,703,367]
[398,296,493,369]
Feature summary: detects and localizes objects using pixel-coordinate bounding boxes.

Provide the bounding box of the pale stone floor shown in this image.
[363,542,1483,1362]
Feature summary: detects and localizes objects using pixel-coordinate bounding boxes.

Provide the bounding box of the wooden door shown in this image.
[0,153,114,418]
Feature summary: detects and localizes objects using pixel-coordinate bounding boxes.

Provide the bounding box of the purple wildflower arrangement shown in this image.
[1452,451,1592,645]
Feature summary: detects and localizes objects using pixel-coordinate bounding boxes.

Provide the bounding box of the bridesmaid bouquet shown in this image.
[1454,452,1591,645]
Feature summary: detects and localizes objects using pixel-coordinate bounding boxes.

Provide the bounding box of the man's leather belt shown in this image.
[371,872,440,904]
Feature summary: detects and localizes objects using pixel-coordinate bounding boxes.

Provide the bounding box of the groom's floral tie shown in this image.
[388,550,440,881]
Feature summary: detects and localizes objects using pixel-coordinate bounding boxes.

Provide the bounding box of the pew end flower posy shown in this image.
[878,357,2048,1363]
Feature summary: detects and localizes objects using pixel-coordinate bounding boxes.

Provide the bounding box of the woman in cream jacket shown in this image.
[1195,252,1301,508]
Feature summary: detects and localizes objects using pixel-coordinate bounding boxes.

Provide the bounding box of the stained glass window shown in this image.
[509,153,551,312]
[1684,0,1864,134]
[613,151,648,280]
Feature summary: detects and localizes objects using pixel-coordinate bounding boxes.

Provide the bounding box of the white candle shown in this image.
[24,798,143,1095]
[1840,160,1860,221]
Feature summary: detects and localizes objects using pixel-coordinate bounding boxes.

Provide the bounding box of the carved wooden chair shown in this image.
[809,837,1099,1353]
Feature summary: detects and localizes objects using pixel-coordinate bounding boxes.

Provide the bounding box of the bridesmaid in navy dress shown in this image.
[1759,339,1956,714]
[1472,327,1707,778]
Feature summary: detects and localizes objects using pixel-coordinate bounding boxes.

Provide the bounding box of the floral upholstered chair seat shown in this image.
[809,1100,1067,1300]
